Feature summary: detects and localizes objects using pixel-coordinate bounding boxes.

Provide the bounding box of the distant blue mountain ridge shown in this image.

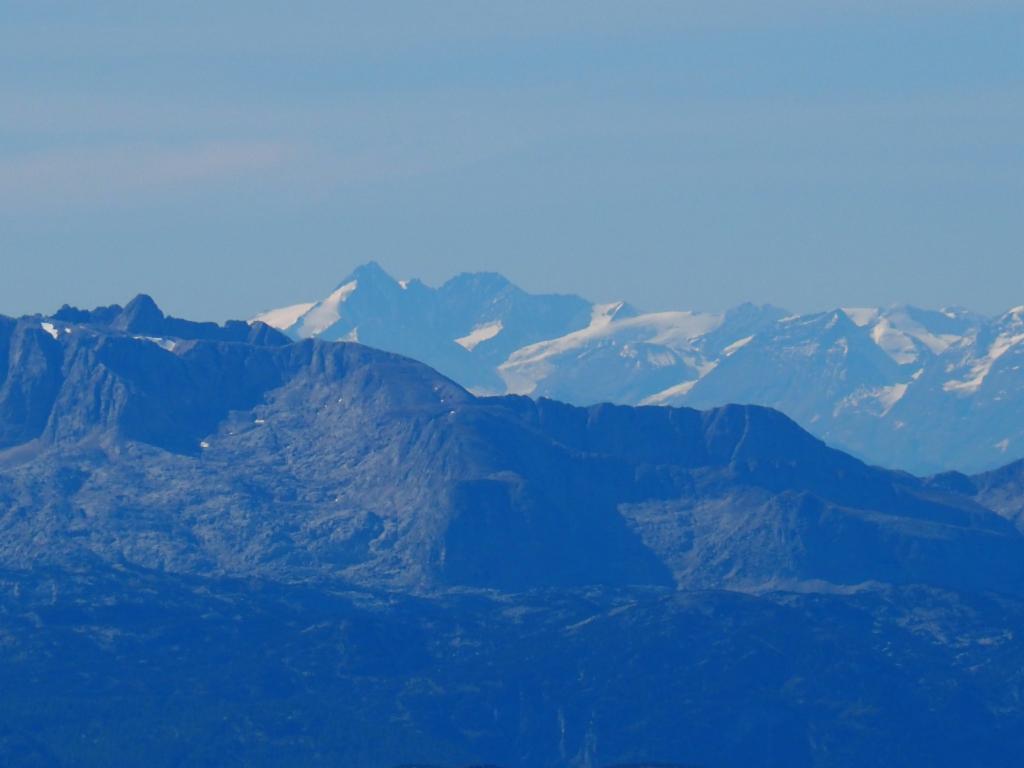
[255,261,1024,475]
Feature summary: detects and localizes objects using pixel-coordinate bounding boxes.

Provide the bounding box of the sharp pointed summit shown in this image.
[341,260,397,288]
[111,294,165,335]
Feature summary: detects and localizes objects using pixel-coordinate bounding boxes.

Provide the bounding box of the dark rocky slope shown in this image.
[1,300,1020,595]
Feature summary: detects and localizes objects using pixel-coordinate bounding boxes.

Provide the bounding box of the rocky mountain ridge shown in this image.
[3,297,1022,595]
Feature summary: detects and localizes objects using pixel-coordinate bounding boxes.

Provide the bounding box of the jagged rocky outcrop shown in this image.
[0,297,289,452]
[58,293,292,345]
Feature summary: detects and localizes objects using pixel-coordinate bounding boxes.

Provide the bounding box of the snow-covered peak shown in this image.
[836,306,973,364]
[943,329,1024,396]
[344,261,394,286]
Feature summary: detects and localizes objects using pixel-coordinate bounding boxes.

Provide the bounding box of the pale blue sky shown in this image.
[2,1,1022,320]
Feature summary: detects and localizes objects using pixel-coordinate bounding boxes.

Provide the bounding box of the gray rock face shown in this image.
[930,458,1024,532]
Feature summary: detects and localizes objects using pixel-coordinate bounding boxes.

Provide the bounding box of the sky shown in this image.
[1,1,1022,320]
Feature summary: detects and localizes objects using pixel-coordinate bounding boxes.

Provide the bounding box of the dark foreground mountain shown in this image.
[3,299,1024,767]
[5,567,1024,768]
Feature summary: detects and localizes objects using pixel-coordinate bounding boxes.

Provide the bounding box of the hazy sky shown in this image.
[2,1,1022,320]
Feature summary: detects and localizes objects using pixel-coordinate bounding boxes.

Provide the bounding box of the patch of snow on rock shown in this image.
[498,305,721,396]
[870,319,919,365]
[134,336,177,352]
[722,335,755,357]
[455,320,504,351]
[944,332,1024,395]
[876,382,909,414]
[640,378,700,405]
[836,381,910,417]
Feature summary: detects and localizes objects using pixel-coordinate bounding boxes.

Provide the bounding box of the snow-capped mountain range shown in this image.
[254,262,1024,474]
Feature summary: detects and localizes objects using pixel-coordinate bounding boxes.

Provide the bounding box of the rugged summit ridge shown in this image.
[54,293,292,345]
[0,299,289,452]
[2,297,1022,595]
